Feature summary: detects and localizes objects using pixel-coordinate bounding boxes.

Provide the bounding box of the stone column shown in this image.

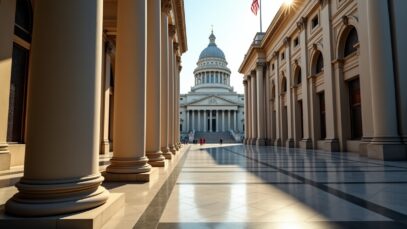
[228,110,231,131]
[204,110,207,132]
[234,110,237,132]
[297,17,312,149]
[209,110,213,132]
[0,0,15,170]
[186,110,189,132]
[160,1,172,159]
[247,77,252,143]
[216,110,219,132]
[5,0,109,216]
[284,38,295,148]
[320,0,339,152]
[175,56,182,149]
[197,110,200,131]
[366,0,406,160]
[274,52,282,146]
[100,40,114,155]
[168,27,176,154]
[222,110,225,131]
[256,62,266,145]
[251,72,258,145]
[146,0,165,167]
[243,78,249,143]
[105,0,152,180]
[192,110,195,130]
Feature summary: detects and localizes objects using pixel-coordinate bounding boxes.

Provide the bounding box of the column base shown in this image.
[146,150,166,167]
[100,140,111,155]
[105,156,152,180]
[323,139,340,152]
[161,147,173,159]
[103,168,157,182]
[359,137,373,157]
[0,143,10,171]
[170,145,177,155]
[274,139,282,147]
[256,139,266,146]
[1,193,124,229]
[5,175,109,217]
[367,141,406,161]
[286,139,295,148]
[250,138,257,145]
[299,139,313,149]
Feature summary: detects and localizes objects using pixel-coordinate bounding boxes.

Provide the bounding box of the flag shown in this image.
[251,0,259,15]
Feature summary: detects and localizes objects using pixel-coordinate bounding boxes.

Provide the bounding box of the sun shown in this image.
[284,0,294,6]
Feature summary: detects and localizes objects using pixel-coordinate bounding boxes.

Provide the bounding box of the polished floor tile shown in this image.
[157,144,407,228]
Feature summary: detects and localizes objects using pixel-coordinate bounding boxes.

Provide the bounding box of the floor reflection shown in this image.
[158,144,407,228]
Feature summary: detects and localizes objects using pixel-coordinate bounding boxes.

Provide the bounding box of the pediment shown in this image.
[188,96,237,106]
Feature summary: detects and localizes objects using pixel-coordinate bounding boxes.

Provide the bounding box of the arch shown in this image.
[293,66,302,85]
[311,51,324,75]
[281,77,287,93]
[337,25,359,59]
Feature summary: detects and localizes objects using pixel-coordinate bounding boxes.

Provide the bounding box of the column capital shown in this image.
[161,0,172,14]
[296,17,307,31]
[319,0,329,8]
[168,25,176,38]
[256,61,266,69]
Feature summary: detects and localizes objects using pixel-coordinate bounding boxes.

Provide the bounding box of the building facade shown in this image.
[180,31,244,139]
[0,0,186,219]
[239,0,407,160]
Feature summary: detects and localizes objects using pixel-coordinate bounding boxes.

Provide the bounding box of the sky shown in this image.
[180,0,287,94]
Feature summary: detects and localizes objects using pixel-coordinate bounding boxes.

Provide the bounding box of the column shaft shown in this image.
[251,73,258,144]
[6,0,109,216]
[256,63,266,145]
[204,110,207,132]
[222,110,225,131]
[198,110,201,131]
[146,0,165,166]
[105,0,152,178]
[160,5,172,159]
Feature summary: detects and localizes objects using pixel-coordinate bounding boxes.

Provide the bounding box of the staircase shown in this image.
[194,131,236,143]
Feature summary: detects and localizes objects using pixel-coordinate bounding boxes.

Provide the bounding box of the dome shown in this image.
[198,31,226,60]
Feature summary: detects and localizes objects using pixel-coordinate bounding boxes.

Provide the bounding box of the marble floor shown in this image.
[150,144,407,228]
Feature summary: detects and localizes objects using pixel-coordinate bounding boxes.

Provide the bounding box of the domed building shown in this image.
[180,31,244,142]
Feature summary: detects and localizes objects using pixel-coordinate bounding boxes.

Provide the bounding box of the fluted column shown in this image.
[222,110,225,131]
[101,40,114,155]
[192,110,195,130]
[160,1,172,159]
[251,72,258,145]
[228,110,231,131]
[0,0,15,170]
[366,0,406,160]
[256,62,266,145]
[105,0,152,180]
[234,110,237,132]
[243,78,249,143]
[216,110,219,132]
[146,0,165,167]
[186,110,189,132]
[284,38,295,148]
[247,77,252,143]
[175,57,182,149]
[204,110,207,132]
[198,110,201,131]
[209,110,213,132]
[5,0,109,216]
[168,26,176,154]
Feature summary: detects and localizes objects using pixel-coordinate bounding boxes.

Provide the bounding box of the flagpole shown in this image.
[259,0,263,32]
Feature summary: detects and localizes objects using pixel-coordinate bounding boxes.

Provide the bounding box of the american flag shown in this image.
[251,0,259,15]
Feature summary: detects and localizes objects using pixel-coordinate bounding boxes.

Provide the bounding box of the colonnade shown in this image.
[185,109,238,132]
[1,0,186,217]
[195,71,230,85]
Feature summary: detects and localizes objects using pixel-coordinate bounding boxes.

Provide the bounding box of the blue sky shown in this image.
[180,0,286,94]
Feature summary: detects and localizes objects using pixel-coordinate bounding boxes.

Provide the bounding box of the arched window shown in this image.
[315,52,324,74]
[294,68,302,85]
[281,77,287,93]
[344,27,359,57]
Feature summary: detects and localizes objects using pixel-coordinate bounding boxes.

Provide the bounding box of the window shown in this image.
[281,52,285,60]
[281,77,287,93]
[311,15,319,29]
[295,68,302,85]
[344,27,359,57]
[293,37,299,47]
[318,92,326,139]
[315,52,324,74]
[272,64,275,70]
[349,78,363,139]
